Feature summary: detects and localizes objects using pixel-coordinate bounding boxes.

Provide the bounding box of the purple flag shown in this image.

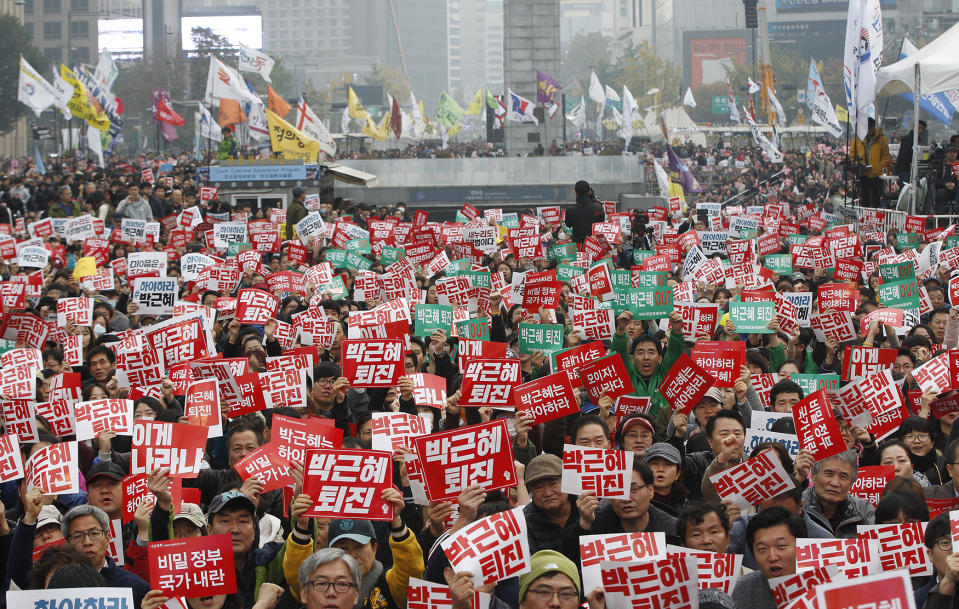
[151,89,179,143]
[667,145,702,194]
[536,70,562,106]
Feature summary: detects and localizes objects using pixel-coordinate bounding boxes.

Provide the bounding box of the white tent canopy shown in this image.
[876,22,959,97]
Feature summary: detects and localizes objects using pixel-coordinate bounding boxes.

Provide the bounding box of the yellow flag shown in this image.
[465,89,483,116]
[835,104,849,123]
[60,65,110,132]
[348,87,369,120]
[266,108,320,161]
[363,112,391,141]
[72,256,97,279]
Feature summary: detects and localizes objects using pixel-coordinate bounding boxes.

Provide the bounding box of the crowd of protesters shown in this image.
[1,138,959,609]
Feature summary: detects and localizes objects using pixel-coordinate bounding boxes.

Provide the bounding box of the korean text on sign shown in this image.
[302,449,394,520]
[579,532,666,593]
[600,556,698,609]
[441,506,530,586]
[561,444,634,499]
[149,533,237,598]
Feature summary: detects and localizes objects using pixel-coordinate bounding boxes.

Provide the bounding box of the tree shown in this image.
[616,41,682,107]
[559,33,617,96]
[0,14,49,135]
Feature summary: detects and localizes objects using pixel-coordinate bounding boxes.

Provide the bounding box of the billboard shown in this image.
[776,0,894,11]
[688,36,747,89]
[181,16,263,51]
[98,18,144,55]
[767,20,846,59]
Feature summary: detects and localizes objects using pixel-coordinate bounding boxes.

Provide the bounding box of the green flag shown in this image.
[486,89,500,110]
[435,91,465,129]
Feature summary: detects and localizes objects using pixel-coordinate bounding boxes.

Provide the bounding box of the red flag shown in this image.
[156,97,185,127]
[391,96,402,139]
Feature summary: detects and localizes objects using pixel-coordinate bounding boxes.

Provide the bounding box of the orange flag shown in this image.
[218,98,248,127]
[268,86,291,117]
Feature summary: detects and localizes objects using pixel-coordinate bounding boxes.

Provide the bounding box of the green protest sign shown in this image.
[632,250,655,264]
[500,213,520,228]
[877,279,920,309]
[0,339,17,355]
[895,233,921,251]
[549,243,577,262]
[765,254,792,275]
[631,271,668,288]
[414,304,454,337]
[455,317,490,341]
[317,276,348,298]
[226,242,252,257]
[615,286,673,319]
[878,262,915,282]
[787,234,808,246]
[557,264,586,283]
[946,235,959,250]
[519,323,564,354]
[610,269,632,290]
[380,246,405,266]
[343,252,373,272]
[325,249,348,267]
[729,300,774,333]
[345,239,371,255]
[791,373,840,395]
[445,259,471,273]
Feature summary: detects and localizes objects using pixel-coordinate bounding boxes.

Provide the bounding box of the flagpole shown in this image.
[562,94,567,146]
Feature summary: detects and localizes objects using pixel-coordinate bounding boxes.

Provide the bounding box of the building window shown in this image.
[43,47,61,62]
[70,47,89,63]
[70,21,88,37]
[70,0,88,9]
[24,0,33,14]
[43,21,62,39]
[42,0,60,13]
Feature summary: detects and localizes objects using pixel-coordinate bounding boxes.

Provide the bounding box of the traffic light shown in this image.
[744,0,758,28]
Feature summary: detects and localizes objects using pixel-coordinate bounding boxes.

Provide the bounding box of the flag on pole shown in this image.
[843,0,883,139]
[806,59,823,109]
[153,90,185,127]
[205,57,258,105]
[218,98,248,127]
[809,84,843,138]
[604,85,621,103]
[247,100,270,141]
[197,103,222,142]
[767,87,786,127]
[588,71,605,104]
[683,88,696,108]
[348,87,369,120]
[667,146,703,194]
[465,89,484,116]
[435,91,465,129]
[727,80,740,124]
[341,106,351,134]
[17,56,56,117]
[87,124,104,167]
[296,97,335,156]
[622,86,639,140]
[747,78,761,94]
[744,109,784,163]
[390,95,403,139]
[486,90,506,120]
[566,96,586,130]
[34,147,46,175]
[507,89,538,124]
[238,44,275,83]
[362,112,391,141]
[60,65,110,132]
[93,51,118,90]
[266,108,320,160]
[536,70,562,118]
[52,71,74,120]
[267,86,291,117]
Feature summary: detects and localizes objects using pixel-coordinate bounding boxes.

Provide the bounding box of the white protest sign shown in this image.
[132,277,179,316]
[212,222,248,249]
[17,246,49,268]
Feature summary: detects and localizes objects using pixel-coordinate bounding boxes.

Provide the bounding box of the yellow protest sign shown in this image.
[72,256,97,279]
[266,108,320,162]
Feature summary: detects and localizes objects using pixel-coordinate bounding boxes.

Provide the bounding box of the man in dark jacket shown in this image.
[523,454,579,554]
[286,186,309,241]
[564,180,604,243]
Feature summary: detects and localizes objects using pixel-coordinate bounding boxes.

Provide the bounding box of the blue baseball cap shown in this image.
[329,518,376,547]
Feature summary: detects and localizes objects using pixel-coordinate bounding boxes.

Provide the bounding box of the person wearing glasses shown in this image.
[916,513,959,609]
[61,504,150,605]
[297,548,363,609]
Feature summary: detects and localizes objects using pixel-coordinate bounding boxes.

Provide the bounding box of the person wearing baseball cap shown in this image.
[643,443,687,514]
[172,502,207,538]
[616,414,656,458]
[518,550,581,609]
[34,504,65,548]
[85,461,125,524]
[524,454,579,554]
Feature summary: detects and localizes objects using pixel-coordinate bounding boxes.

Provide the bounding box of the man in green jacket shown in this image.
[611,310,685,441]
[285,186,308,240]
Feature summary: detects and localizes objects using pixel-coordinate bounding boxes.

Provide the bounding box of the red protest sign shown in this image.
[692,341,745,388]
[341,339,404,388]
[457,339,508,373]
[578,354,634,403]
[817,283,859,313]
[131,421,208,478]
[850,465,895,508]
[185,379,220,435]
[271,414,343,464]
[860,307,905,335]
[149,534,237,598]
[659,353,714,415]
[708,448,795,509]
[929,497,959,519]
[234,288,279,324]
[842,346,897,381]
[561,444,633,499]
[587,265,614,301]
[460,358,521,407]
[408,373,448,410]
[515,371,579,425]
[74,399,134,442]
[413,419,516,502]
[302,449,394,520]
[441,506,530,586]
[817,565,914,608]
[792,389,845,462]
[233,443,293,494]
[834,258,864,281]
[121,472,154,524]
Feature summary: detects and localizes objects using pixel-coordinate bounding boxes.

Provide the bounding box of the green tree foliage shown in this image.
[0,14,49,135]
[559,32,616,96]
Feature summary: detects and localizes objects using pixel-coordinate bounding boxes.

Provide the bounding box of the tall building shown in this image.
[503,0,561,155]
[448,0,504,100]
[2,0,29,157]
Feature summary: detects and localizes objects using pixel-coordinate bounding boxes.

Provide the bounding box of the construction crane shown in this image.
[757,4,776,127]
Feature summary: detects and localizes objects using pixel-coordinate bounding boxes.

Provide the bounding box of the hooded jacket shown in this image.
[564,194,605,243]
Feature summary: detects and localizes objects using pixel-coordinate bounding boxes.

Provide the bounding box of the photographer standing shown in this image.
[565,180,605,244]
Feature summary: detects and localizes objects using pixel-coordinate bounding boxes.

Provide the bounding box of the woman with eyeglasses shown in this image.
[899,416,945,486]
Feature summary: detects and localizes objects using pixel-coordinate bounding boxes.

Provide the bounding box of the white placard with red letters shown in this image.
[74,399,134,442]
[561,444,633,499]
[708,447,796,509]
[441,506,531,586]
[600,556,698,609]
[579,532,666,594]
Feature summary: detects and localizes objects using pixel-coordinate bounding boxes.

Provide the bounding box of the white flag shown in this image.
[93,51,118,90]
[811,89,844,138]
[196,103,222,142]
[747,78,761,94]
[51,71,74,120]
[566,96,586,130]
[247,101,270,141]
[87,125,103,168]
[767,87,786,127]
[683,88,696,108]
[296,98,336,157]
[18,56,56,117]
[341,106,351,135]
[238,44,275,83]
[744,109,784,163]
[506,89,538,124]
[843,0,883,139]
[604,85,621,102]
[622,86,639,140]
[589,71,605,104]
[205,56,258,105]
